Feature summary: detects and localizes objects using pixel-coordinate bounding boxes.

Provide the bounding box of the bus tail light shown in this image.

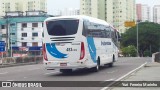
[43,43,48,61]
[80,42,85,60]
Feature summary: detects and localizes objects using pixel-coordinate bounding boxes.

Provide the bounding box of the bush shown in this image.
[122,45,137,57]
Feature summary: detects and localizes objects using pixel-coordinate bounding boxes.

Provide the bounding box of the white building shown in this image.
[80,0,136,33]
[0,0,47,16]
[153,5,160,24]
[136,4,150,22]
[16,21,43,48]
[52,8,80,16]
[61,8,80,16]
[142,5,150,22]
[80,0,92,16]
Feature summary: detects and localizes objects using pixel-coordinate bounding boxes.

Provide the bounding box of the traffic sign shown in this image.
[0,41,5,52]
[0,41,5,46]
[124,21,136,27]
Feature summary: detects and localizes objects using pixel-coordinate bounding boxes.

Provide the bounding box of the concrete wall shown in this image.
[152,52,160,62]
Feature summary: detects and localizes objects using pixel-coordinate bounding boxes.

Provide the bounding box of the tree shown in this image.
[122,45,137,57]
[121,22,160,57]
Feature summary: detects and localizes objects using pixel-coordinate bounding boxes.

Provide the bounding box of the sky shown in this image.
[47,0,80,15]
[47,0,160,15]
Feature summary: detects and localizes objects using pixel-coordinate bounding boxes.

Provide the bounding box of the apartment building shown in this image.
[80,0,136,33]
[136,4,150,22]
[0,11,49,56]
[153,5,160,24]
[60,8,80,16]
[0,0,47,16]
[80,0,92,16]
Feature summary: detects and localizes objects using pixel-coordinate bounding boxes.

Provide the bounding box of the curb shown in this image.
[101,62,147,90]
[0,62,42,68]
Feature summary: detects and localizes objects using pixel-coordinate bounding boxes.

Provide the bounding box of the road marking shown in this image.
[100,62,147,90]
[0,72,8,75]
[104,79,115,81]
[101,79,115,84]
[27,68,41,71]
[44,71,59,75]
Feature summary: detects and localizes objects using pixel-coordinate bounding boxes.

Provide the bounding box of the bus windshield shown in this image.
[46,19,79,36]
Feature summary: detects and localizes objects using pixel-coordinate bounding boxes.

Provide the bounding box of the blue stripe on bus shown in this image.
[46,43,68,59]
[87,37,97,63]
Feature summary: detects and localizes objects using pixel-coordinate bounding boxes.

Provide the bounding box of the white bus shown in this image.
[43,15,120,73]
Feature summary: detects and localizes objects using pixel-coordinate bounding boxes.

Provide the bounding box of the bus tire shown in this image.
[109,55,115,67]
[108,62,113,67]
[92,58,100,72]
[60,69,72,73]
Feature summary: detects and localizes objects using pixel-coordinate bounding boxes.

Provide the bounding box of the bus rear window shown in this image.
[46,20,79,36]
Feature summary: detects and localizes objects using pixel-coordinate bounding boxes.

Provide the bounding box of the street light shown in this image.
[136,20,140,57]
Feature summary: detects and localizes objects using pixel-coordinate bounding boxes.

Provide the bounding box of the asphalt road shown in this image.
[0,57,151,90]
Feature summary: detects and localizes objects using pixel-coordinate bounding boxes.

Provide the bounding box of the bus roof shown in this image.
[45,15,110,26]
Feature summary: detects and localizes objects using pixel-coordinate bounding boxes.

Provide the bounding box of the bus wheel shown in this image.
[60,69,72,73]
[92,58,100,72]
[109,56,115,67]
[108,62,113,67]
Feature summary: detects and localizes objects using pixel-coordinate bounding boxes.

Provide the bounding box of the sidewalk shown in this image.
[111,62,160,90]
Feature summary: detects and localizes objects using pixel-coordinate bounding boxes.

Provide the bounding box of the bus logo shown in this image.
[101,41,111,46]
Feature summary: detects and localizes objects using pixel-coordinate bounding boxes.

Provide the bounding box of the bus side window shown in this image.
[100,25,106,38]
[82,22,87,36]
[105,27,111,38]
[110,27,117,43]
[83,21,111,38]
[117,32,121,41]
[115,30,119,42]
[86,22,101,38]
[101,30,106,38]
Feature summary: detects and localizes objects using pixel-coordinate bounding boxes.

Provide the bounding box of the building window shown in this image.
[10,33,15,35]
[22,33,27,37]
[22,42,27,47]
[2,34,6,38]
[42,32,44,37]
[42,23,43,27]
[32,42,38,46]
[32,23,38,27]
[32,33,38,37]
[12,42,15,44]
[10,23,15,26]
[22,23,27,28]
[1,25,5,29]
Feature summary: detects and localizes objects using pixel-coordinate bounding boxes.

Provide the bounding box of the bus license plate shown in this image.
[60,63,67,66]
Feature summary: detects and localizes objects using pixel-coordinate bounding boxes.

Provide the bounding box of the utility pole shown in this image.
[5,16,9,57]
[136,21,139,57]
[5,15,12,57]
[10,30,12,57]
[150,45,152,56]
[9,16,12,57]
